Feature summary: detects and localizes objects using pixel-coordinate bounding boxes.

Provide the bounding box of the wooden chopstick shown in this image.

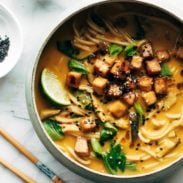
[0,128,64,183]
[0,157,36,183]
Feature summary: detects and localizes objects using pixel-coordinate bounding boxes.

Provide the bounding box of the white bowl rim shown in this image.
[0,3,23,78]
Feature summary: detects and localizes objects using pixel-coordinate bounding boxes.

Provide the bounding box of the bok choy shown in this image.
[72,89,93,110]
[134,102,145,125]
[91,139,136,174]
[100,122,118,144]
[43,119,64,141]
[57,40,80,59]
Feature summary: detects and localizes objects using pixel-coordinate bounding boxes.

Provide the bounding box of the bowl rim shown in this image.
[0,3,23,78]
[26,0,183,181]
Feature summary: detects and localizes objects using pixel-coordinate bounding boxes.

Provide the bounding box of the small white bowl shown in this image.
[0,4,22,78]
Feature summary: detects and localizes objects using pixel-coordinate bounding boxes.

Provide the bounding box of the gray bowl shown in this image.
[26,0,183,182]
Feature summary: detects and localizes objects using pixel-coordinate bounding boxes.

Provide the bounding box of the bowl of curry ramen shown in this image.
[26,0,183,182]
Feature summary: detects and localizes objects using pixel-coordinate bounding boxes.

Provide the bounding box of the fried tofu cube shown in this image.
[67,71,82,88]
[94,59,110,77]
[123,92,136,106]
[131,56,143,70]
[125,76,137,90]
[74,136,89,157]
[102,54,116,66]
[121,60,130,74]
[138,76,153,92]
[106,84,123,98]
[79,117,96,133]
[146,59,161,75]
[92,77,108,95]
[108,100,128,118]
[154,77,168,94]
[142,91,157,106]
[110,59,130,79]
[156,50,170,62]
[139,41,154,60]
[110,60,122,78]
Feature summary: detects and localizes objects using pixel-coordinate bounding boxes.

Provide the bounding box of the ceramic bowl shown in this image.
[0,4,22,78]
[26,1,183,182]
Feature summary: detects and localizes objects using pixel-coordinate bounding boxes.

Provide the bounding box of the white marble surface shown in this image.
[0,0,182,183]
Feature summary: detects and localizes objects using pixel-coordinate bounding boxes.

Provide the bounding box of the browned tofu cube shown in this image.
[102,54,116,66]
[79,117,96,133]
[139,41,154,60]
[142,91,157,106]
[110,59,130,79]
[92,77,108,95]
[131,56,143,70]
[74,136,89,157]
[106,84,123,98]
[146,59,161,75]
[108,100,128,118]
[94,59,110,77]
[154,77,168,94]
[156,50,170,62]
[67,71,82,88]
[125,76,137,90]
[121,60,130,74]
[110,60,122,79]
[138,76,153,92]
[123,92,136,106]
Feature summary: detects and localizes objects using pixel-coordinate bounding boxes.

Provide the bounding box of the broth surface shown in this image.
[35,10,183,175]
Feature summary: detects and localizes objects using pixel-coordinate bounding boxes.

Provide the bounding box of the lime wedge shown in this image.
[41,68,70,106]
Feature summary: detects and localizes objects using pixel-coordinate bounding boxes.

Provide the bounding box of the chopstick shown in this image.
[0,157,36,183]
[0,128,64,183]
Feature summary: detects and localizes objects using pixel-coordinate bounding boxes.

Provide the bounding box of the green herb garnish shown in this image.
[91,138,103,158]
[100,129,115,144]
[124,44,137,57]
[72,90,93,110]
[43,119,64,141]
[100,122,118,144]
[161,63,172,77]
[91,140,136,175]
[106,144,136,173]
[68,59,88,74]
[109,44,123,56]
[57,40,79,59]
[134,102,145,125]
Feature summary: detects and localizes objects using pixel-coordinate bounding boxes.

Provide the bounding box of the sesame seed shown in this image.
[0,36,10,62]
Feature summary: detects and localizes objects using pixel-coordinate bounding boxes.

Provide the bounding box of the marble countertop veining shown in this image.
[0,0,182,183]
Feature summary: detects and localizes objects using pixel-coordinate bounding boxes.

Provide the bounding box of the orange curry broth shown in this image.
[34,14,183,175]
